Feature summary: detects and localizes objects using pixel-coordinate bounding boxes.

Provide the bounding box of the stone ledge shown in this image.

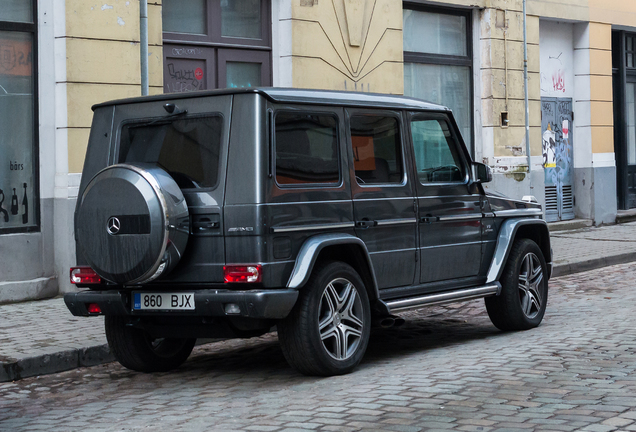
[0,277,58,305]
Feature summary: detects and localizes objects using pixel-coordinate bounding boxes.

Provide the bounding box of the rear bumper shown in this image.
[64,288,299,319]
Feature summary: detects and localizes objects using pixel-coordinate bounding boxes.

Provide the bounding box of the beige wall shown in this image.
[480,7,542,159]
[589,0,636,27]
[290,0,403,94]
[65,0,163,173]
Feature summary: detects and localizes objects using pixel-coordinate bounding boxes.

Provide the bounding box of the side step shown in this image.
[386,283,501,313]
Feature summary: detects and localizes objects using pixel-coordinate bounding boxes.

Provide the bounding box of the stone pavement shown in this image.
[551,221,636,276]
[2,221,636,383]
[1,262,636,431]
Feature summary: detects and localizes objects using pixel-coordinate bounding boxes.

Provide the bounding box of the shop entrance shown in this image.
[541,98,574,222]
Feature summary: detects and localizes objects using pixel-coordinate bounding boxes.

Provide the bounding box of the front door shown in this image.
[346,109,417,290]
[408,113,483,287]
[541,98,574,221]
[623,78,636,208]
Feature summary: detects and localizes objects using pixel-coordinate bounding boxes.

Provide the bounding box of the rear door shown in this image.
[408,112,483,287]
[346,109,417,289]
[112,95,232,283]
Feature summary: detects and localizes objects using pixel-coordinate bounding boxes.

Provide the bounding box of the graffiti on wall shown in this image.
[552,69,566,93]
[164,63,205,93]
[541,52,568,96]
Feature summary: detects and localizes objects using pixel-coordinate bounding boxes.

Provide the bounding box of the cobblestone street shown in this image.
[2,263,636,432]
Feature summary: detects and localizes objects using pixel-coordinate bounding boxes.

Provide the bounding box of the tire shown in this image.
[485,238,549,331]
[278,261,371,376]
[105,315,196,372]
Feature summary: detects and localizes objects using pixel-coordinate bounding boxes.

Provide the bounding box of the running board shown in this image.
[386,283,501,313]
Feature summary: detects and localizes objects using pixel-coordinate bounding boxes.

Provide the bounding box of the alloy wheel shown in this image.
[318,278,364,360]
[518,252,544,319]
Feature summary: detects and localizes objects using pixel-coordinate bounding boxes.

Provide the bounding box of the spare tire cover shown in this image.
[76,163,189,284]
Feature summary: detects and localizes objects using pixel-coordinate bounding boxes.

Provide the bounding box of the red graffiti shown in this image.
[552,69,566,93]
[194,67,203,81]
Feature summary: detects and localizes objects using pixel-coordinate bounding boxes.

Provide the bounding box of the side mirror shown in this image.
[472,162,492,183]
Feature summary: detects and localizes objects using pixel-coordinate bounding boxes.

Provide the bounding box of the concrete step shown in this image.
[617,209,636,224]
[547,218,594,232]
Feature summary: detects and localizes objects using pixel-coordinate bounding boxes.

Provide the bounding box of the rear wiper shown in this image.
[130,104,188,128]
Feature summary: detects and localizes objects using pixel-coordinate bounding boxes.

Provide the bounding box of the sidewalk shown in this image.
[3,220,636,382]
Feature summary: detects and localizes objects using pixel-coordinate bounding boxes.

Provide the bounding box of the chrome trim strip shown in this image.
[483,212,495,218]
[387,284,501,312]
[437,213,483,222]
[369,247,417,255]
[375,218,417,226]
[419,241,482,250]
[272,222,355,233]
[354,196,416,202]
[494,208,543,217]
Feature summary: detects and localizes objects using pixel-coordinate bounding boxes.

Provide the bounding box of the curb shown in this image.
[0,345,114,383]
[551,252,636,278]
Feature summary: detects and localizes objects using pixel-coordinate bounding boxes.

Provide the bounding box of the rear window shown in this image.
[119,115,223,189]
[275,112,340,186]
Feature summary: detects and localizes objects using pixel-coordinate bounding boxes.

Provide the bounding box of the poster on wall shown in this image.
[0,32,36,231]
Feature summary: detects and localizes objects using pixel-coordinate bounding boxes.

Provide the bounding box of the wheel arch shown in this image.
[286,233,380,303]
[486,218,552,284]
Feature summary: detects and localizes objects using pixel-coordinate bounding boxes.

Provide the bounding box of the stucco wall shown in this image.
[64,0,164,174]
[290,0,403,94]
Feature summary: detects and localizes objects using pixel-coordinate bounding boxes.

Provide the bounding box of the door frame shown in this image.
[613,30,636,210]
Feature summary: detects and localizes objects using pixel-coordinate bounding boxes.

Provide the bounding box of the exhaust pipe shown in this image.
[373,314,405,329]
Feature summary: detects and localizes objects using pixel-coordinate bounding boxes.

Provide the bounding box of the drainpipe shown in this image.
[523,0,532,191]
[140,0,149,96]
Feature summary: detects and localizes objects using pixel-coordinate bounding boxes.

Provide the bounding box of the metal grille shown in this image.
[545,186,558,222]
[562,185,575,220]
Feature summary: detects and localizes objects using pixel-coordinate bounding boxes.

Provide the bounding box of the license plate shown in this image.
[133,292,195,311]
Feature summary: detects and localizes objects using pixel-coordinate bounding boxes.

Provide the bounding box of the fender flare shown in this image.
[286,233,380,299]
[486,218,552,283]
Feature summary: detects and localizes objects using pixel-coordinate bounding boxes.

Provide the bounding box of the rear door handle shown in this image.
[193,221,219,229]
[356,220,377,228]
[419,216,439,224]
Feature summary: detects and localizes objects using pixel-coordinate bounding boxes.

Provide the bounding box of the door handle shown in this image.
[193,221,219,229]
[192,217,219,231]
[419,216,439,224]
[356,220,377,229]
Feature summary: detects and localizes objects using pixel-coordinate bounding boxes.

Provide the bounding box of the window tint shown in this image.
[411,119,465,183]
[120,116,223,189]
[275,113,339,185]
[350,115,403,184]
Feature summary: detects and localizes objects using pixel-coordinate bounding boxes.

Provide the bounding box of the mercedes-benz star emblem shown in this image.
[107,217,121,235]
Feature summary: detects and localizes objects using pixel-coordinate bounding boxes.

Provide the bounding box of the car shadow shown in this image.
[167,313,503,380]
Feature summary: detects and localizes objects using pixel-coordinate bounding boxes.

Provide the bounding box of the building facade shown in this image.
[1,0,635,302]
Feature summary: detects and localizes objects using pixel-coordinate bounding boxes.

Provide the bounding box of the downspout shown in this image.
[140,0,149,96]
[523,0,532,190]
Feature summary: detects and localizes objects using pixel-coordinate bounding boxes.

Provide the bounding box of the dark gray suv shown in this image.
[65,88,552,376]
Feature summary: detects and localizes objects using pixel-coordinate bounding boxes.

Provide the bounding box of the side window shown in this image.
[411,118,465,184]
[275,112,340,185]
[350,115,403,185]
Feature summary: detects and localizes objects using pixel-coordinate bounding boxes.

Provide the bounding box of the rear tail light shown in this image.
[87,303,102,314]
[70,267,102,285]
[223,265,262,283]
